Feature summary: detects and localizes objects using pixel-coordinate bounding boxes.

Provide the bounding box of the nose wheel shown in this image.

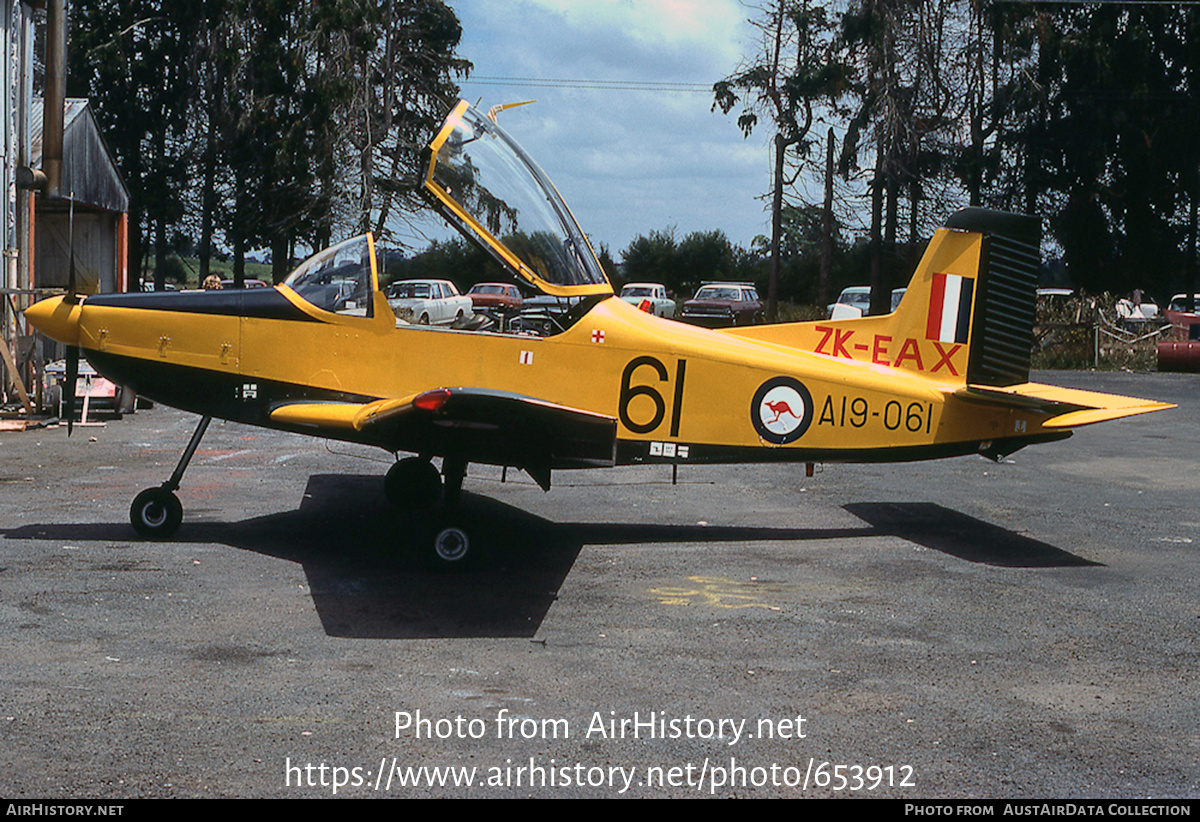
[130,487,183,537]
[128,415,210,539]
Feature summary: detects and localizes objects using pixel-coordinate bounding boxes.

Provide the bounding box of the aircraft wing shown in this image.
[269,388,617,489]
[955,383,1175,428]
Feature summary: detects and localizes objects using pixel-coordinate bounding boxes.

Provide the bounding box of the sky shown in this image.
[405,0,774,257]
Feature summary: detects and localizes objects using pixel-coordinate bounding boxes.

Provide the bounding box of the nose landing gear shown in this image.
[128,415,211,538]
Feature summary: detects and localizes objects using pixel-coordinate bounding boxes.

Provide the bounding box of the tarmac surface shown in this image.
[0,370,1196,798]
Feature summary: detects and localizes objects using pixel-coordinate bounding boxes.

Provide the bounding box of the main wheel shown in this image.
[432,524,471,565]
[420,516,480,570]
[130,487,183,538]
[385,458,442,509]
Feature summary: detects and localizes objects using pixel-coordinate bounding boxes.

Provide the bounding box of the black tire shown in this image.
[385,458,442,509]
[130,487,183,538]
[419,313,430,325]
[428,520,475,570]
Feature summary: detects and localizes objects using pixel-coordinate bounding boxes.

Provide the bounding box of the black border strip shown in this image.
[86,289,319,322]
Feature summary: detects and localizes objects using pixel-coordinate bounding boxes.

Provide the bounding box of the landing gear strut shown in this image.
[130,415,211,538]
[384,454,475,568]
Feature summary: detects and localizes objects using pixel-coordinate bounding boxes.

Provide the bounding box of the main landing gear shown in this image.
[126,415,475,568]
[384,455,474,568]
[129,415,211,538]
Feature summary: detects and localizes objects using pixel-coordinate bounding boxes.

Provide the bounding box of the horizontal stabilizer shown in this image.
[1040,406,1173,428]
[955,383,1174,428]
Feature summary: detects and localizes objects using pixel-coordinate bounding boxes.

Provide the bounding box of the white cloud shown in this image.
[445,1,775,252]
[519,0,746,62]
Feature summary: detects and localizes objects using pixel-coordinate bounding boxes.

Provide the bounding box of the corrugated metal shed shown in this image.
[31,98,129,213]
[29,98,129,296]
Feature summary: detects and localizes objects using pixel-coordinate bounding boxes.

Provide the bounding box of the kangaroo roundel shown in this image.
[751,378,814,444]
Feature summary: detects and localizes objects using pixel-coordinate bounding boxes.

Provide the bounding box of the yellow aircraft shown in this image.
[24,99,1172,565]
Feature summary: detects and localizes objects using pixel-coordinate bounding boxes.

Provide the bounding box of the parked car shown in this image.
[1036,287,1074,299]
[466,282,523,310]
[827,286,870,319]
[138,280,180,292]
[619,283,676,318]
[219,278,269,289]
[1164,293,1200,340]
[1116,292,1162,331]
[679,283,763,328]
[387,279,473,326]
[1167,293,1200,313]
[827,286,906,319]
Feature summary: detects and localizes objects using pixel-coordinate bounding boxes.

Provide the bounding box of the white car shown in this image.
[827,286,906,319]
[619,283,676,318]
[387,279,473,326]
[828,286,870,319]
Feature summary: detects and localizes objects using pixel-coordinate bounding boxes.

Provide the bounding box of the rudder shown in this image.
[945,209,1041,387]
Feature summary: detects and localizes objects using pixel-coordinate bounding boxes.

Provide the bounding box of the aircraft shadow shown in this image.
[1,478,1094,639]
[843,502,1101,568]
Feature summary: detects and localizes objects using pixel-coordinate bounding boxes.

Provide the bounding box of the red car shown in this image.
[467,282,523,309]
[680,282,763,327]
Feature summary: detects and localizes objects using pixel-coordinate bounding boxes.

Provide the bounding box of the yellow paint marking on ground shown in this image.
[649,576,783,610]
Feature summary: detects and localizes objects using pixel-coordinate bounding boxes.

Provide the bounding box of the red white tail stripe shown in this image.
[926,273,974,345]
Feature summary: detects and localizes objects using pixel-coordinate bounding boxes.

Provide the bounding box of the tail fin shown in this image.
[727,207,1041,387]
